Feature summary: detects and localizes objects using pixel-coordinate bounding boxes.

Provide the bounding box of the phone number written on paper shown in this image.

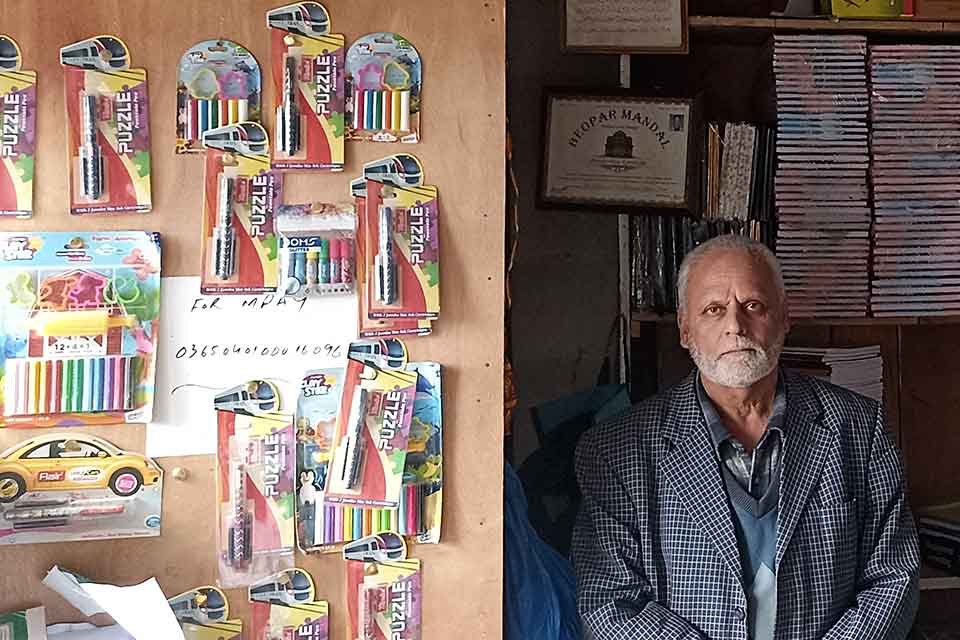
[173,343,343,360]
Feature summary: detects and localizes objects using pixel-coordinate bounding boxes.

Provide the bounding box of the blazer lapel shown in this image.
[775,371,832,571]
[660,374,744,587]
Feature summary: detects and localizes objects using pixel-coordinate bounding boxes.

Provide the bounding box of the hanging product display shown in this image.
[60,35,152,214]
[267,2,345,171]
[346,32,422,144]
[200,122,283,295]
[0,35,36,219]
[277,202,355,300]
[0,231,162,428]
[168,585,243,640]
[248,568,329,639]
[177,40,262,154]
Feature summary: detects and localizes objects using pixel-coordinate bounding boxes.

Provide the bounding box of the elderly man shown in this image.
[572,235,919,639]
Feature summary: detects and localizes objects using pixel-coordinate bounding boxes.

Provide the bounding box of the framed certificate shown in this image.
[564,0,688,54]
[539,92,698,213]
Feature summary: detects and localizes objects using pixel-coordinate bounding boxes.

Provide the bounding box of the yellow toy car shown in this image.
[0,434,161,503]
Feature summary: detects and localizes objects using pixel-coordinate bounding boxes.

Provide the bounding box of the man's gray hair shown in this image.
[676,234,785,315]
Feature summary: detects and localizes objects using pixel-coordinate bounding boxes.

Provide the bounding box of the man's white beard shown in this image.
[688,334,784,388]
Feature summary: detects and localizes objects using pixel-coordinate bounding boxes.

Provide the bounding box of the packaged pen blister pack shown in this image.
[324,359,416,508]
[346,33,422,144]
[201,122,283,295]
[0,231,161,428]
[298,354,443,552]
[267,2,345,171]
[346,558,422,640]
[277,202,354,300]
[351,155,438,338]
[215,408,296,588]
[169,585,243,640]
[177,40,261,154]
[249,568,329,640]
[0,35,36,219]
[0,432,163,545]
[60,36,152,214]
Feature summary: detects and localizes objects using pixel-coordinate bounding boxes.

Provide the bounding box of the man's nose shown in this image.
[724,305,747,336]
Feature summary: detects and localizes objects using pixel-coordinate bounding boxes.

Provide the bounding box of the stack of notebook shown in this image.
[870,45,960,317]
[917,501,960,576]
[780,345,883,402]
[703,122,776,236]
[773,34,870,319]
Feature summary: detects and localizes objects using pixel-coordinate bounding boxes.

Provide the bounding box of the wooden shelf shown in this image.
[690,14,959,34]
[632,311,960,334]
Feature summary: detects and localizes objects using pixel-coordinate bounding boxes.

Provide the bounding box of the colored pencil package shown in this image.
[169,586,244,639]
[346,33,422,144]
[60,36,152,214]
[267,2,345,171]
[216,410,296,588]
[177,40,262,154]
[277,202,355,301]
[249,568,329,640]
[0,433,163,545]
[0,36,36,219]
[324,359,416,509]
[0,231,162,428]
[351,155,433,338]
[200,122,283,295]
[346,559,422,640]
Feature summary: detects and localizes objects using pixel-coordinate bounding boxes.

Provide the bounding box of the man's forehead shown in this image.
[687,250,777,294]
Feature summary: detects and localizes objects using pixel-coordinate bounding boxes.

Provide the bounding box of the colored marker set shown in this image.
[3,356,135,417]
[277,202,355,299]
[184,97,250,144]
[0,232,162,428]
[0,35,36,218]
[352,89,411,133]
[60,36,153,214]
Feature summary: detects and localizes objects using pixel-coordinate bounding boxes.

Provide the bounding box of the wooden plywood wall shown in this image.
[0,1,505,638]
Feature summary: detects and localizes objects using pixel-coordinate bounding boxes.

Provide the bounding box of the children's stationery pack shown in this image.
[0,231,161,427]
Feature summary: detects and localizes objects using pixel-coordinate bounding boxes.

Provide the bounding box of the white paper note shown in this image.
[79,580,182,640]
[47,624,133,640]
[146,277,357,457]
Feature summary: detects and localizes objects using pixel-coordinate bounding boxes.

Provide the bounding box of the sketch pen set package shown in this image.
[0,231,161,428]
[277,202,355,300]
[0,35,36,219]
[267,2,345,171]
[60,35,152,214]
[200,122,283,295]
[351,155,440,338]
[177,39,262,154]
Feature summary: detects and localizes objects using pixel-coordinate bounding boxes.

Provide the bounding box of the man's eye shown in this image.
[745,301,764,312]
[705,306,723,315]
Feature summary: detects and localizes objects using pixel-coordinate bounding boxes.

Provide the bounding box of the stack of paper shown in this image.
[916,502,960,577]
[781,345,883,402]
[774,34,871,319]
[870,45,960,317]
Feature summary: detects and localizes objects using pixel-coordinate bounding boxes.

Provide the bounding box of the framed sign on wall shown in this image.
[563,0,689,54]
[539,91,698,213]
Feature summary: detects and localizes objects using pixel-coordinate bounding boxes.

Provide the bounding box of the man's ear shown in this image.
[678,312,690,349]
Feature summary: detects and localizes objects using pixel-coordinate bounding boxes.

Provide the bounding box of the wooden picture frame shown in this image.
[563,0,689,54]
[538,91,699,213]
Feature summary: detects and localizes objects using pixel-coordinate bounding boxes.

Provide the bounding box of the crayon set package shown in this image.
[267,2,346,171]
[0,35,36,219]
[60,36,152,214]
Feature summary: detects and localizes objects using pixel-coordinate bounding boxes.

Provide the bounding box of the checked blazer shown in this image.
[572,370,919,640]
